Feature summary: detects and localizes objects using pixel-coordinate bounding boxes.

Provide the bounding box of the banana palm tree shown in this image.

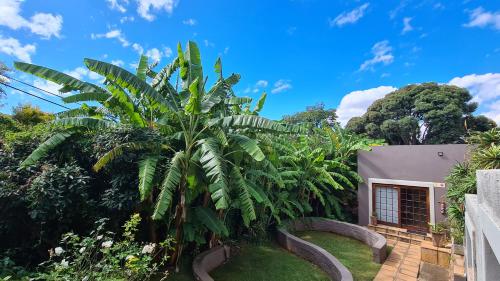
[15,41,298,268]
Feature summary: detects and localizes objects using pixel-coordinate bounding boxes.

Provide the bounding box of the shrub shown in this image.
[33,214,174,281]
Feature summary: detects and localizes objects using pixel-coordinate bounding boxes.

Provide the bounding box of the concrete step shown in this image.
[368,224,432,245]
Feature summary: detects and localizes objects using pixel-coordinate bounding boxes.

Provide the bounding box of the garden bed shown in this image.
[295,231,383,281]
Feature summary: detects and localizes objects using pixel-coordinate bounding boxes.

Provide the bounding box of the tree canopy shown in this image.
[345,83,496,145]
[283,102,337,128]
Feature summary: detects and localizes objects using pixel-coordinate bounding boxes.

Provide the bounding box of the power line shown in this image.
[0,81,71,110]
[4,75,82,106]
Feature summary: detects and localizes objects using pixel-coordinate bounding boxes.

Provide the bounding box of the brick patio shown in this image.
[374,239,421,281]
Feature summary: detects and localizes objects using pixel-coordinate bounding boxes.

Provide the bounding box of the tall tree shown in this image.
[283,102,337,128]
[15,41,298,269]
[346,83,496,145]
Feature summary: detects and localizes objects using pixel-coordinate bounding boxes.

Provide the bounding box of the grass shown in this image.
[210,242,330,281]
[295,231,382,281]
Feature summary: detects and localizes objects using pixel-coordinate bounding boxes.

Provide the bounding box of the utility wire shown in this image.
[0,81,71,110]
[4,75,83,106]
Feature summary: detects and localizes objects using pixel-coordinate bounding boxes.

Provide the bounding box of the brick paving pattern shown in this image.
[374,239,421,281]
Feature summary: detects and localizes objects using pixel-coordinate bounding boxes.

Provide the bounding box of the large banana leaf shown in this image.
[14,62,102,93]
[20,130,77,167]
[185,77,201,115]
[194,206,229,236]
[208,115,292,133]
[182,41,203,91]
[152,57,179,89]
[200,138,229,209]
[136,55,148,81]
[201,73,241,113]
[53,117,115,129]
[84,59,176,111]
[62,92,111,103]
[153,151,185,220]
[106,82,145,127]
[253,92,267,113]
[229,133,265,161]
[231,166,256,226]
[138,156,159,201]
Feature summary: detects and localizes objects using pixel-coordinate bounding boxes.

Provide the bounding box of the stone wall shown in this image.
[192,245,230,281]
[276,227,353,281]
[286,217,387,263]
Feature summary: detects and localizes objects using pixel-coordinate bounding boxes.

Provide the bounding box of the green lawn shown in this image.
[295,231,382,281]
[210,242,330,281]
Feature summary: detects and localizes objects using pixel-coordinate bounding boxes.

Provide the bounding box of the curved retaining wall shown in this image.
[192,245,230,281]
[277,227,354,281]
[285,217,387,263]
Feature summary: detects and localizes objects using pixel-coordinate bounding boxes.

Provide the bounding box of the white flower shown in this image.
[141,243,156,254]
[79,247,86,254]
[54,247,64,256]
[101,240,113,248]
[60,259,69,267]
[97,235,103,240]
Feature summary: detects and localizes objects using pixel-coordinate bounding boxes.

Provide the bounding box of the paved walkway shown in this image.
[374,239,421,281]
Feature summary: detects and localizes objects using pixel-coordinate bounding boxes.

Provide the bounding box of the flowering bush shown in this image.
[33,214,175,281]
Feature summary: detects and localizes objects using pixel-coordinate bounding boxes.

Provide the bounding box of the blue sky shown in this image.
[0,0,499,124]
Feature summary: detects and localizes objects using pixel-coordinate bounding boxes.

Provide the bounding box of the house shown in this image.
[464,170,500,281]
[357,144,468,233]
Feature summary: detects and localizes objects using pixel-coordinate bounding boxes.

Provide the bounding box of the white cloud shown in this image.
[271,79,292,94]
[145,47,162,62]
[449,73,500,104]
[255,80,268,88]
[329,3,369,27]
[164,46,173,57]
[106,0,128,13]
[91,29,130,47]
[132,43,144,54]
[120,16,135,23]
[33,79,61,95]
[337,86,397,126]
[359,40,394,71]
[204,40,215,47]
[402,17,413,34]
[0,0,63,39]
[464,7,500,30]
[136,0,176,21]
[0,36,36,62]
[449,73,500,124]
[223,47,230,55]
[65,67,101,81]
[182,18,197,26]
[111,59,125,66]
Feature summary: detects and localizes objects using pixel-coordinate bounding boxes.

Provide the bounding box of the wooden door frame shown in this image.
[368,178,437,231]
[372,183,430,231]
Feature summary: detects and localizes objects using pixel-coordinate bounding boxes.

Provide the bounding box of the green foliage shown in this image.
[11,40,370,273]
[12,104,54,125]
[283,102,337,128]
[346,83,496,144]
[446,128,500,244]
[33,215,174,281]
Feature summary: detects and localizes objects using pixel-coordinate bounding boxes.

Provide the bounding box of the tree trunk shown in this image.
[148,194,158,243]
[171,179,186,272]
